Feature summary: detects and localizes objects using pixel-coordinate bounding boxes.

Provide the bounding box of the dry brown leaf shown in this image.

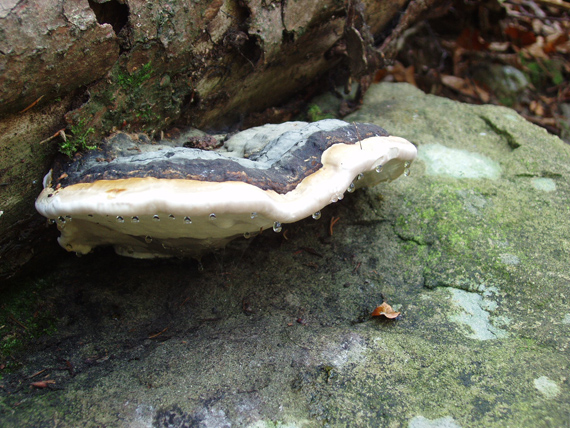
[488,41,510,52]
[530,100,545,116]
[440,75,490,102]
[505,26,537,47]
[371,302,401,319]
[30,380,56,388]
[383,62,417,86]
[524,36,549,58]
[456,28,489,51]
[545,31,570,54]
[403,65,417,86]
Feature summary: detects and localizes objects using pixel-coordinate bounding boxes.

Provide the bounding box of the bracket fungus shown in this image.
[35,119,417,258]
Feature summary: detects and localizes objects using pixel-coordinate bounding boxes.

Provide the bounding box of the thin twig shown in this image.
[329,216,340,236]
[19,95,44,114]
[28,369,47,379]
[8,314,27,330]
[39,129,67,145]
[148,327,168,339]
[353,122,363,150]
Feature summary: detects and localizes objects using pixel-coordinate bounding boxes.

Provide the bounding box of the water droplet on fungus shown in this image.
[184,216,192,224]
[116,216,124,223]
[153,215,160,221]
[169,214,176,220]
[243,231,251,239]
[250,212,258,219]
[131,216,140,223]
[375,165,383,173]
[312,211,321,220]
[347,182,355,193]
[273,221,282,233]
[145,236,153,243]
[209,213,216,220]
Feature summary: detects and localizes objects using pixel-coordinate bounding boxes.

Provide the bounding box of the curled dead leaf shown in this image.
[371,302,401,319]
[30,380,56,388]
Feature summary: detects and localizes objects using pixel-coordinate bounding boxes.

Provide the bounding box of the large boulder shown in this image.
[1,83,569,427]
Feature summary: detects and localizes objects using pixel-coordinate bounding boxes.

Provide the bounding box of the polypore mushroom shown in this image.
[35,119,416,258]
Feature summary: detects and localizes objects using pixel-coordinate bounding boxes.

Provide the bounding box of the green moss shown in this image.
[136,104,161,123]
[392,183,522,290]
[307,104,335,122]
[59,117,96,157]
[0,279,58,366]
[498,96,515,107]
[520,55,565,89]
[116,62,154,90]
[419,207,436,221]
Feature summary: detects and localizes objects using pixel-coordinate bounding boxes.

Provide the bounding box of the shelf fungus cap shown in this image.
[35,119,417,258]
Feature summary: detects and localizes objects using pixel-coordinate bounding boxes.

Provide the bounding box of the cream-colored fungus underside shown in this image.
[36,135,416,258]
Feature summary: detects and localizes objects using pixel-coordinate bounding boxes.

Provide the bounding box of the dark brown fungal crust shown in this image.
[50,123,389,194]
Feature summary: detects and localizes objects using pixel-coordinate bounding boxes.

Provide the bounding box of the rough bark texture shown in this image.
[0,0,120,114]
[0,0,438,279]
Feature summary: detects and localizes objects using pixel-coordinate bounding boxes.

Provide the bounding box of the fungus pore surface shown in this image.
[35,119,417,258]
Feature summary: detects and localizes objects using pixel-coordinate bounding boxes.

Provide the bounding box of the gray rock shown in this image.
[2,83,569,427]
